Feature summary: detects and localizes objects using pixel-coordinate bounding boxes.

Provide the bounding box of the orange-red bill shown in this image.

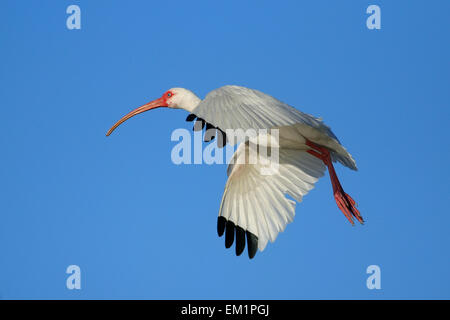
[106,97,168,136]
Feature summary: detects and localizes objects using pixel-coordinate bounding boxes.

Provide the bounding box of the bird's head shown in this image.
[106,87,200,136]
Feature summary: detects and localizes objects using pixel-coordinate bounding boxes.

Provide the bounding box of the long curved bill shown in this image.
[106,97,167,136]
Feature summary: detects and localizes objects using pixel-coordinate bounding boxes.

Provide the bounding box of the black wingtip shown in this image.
[193,118,205,131]
[217,216,226,237]
[186,113,197,122]
[217,129,227,148]
[246,231,258,259]
[225,220,235,248]
[235,226,246,256]
[217,217,258,259]
[204,123,216,142]
[204,129,216,142]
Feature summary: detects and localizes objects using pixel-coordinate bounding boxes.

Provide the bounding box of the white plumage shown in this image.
[107,85,363,259]
[220,143,325,251]
[193,86,357,170]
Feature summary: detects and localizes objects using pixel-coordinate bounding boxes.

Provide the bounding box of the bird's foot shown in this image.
[334,190,364,225]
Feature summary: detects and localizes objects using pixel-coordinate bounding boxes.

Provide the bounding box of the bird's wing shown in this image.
[189,85,357,170]
[191,85,339,142]
[217,142,326,259]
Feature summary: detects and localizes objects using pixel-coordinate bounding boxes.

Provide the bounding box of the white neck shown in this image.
[169,88,201,113]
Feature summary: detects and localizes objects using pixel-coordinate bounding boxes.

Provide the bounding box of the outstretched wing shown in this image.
[192,85,339,140]
[217,143,326,259]
[187,85,356,170]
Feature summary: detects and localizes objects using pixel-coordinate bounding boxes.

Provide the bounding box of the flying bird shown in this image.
[106,85,363,259]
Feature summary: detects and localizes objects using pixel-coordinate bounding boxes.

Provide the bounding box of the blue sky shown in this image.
[0,0,449,299]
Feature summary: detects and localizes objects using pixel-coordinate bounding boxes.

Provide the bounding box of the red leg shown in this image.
[306,140,364,225]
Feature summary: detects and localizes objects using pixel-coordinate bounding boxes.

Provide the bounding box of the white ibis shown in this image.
[106,85,363,259]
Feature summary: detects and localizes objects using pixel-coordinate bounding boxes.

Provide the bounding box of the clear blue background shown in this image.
[0,0,449,299]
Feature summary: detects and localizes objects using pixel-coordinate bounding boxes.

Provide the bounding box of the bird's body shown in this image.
[107,85,363,259]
